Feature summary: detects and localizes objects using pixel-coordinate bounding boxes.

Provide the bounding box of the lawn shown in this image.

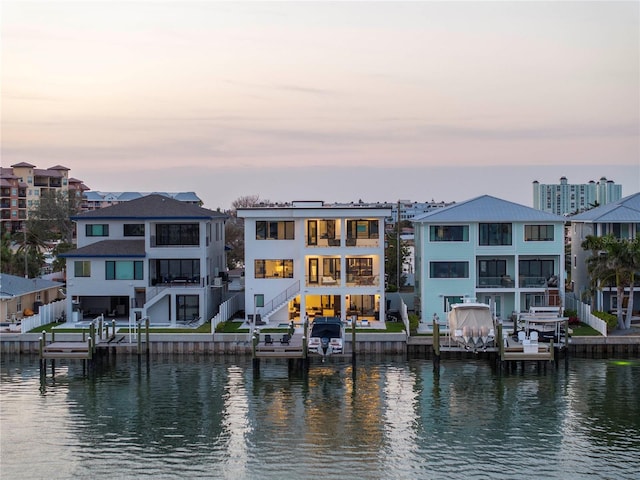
[570,322,602,336]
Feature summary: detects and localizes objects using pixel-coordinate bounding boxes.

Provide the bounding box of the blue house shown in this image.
[412,195,566,322]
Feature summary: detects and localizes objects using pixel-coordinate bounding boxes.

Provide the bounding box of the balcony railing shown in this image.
[306,274,341,287]
[477,276,514,288]
[346,274,379,287]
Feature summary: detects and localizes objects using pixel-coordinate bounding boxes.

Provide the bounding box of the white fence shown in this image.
[564,294,608,336]
[20,299,66,333]
[211,293,245,333]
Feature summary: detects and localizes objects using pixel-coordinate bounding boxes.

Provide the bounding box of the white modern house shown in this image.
[569,192,640,312]
[62,195,227,326]
[412,195,566,322]
[237,201,392,325]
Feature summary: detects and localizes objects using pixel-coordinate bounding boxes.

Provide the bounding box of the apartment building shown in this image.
[533,176,622,216]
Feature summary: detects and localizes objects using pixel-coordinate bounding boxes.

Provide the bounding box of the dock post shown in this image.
[564,318,569,371]
[351,315,357,379]
[433,319,440,372]
[252,328,260,376]
[497,323,504,372]
[145,317,150,355]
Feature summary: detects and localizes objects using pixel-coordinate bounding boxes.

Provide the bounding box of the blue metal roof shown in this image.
[569,192,640,223]
[412,195,565,223]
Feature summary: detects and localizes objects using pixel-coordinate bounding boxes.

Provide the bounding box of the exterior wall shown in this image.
[239,204,391,323]
[1,286,63,321]
[416,220,565,322]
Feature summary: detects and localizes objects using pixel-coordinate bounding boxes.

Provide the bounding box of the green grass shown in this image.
[570,322,602,336]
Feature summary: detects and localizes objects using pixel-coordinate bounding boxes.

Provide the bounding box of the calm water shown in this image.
[1,355,639,480]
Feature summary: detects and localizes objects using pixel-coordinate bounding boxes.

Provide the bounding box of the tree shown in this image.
[582,234,635,330]
[385,231,410,291]
[225,195,269,270]
[28,190,81,244]
[0,232,18,275]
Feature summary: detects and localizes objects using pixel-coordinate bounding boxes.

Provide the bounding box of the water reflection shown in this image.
[1,355,639,479]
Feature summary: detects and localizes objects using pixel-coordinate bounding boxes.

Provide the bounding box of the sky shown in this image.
[2,1,639,211]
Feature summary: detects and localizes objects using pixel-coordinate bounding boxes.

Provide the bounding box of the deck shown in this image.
[41,341,93,360]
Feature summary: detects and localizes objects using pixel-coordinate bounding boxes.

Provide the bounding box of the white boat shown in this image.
[307,317,344,357]
[448,301,496,352]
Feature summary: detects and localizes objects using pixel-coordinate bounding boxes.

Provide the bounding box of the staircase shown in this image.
[260,281,300,324]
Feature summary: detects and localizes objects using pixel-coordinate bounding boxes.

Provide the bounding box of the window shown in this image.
[256,221,294,240]
[479,223,512,246]
[176,295,199,322]
[254,259,294,278]
[154,259,200,283]
[430,225,469,242]
[124,224,145,236]
[86,224,109,237]
[519,259,554,286]
[444,296,464,311]
[478,259,506,278]
[106,261,143,280]
[74,261,91,277]
[347,219,379,239]
[346,257,373,278]
[156,223,199,246]
[429,261,469,278]
[524,225,554,241]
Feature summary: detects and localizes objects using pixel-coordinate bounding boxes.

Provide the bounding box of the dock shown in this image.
[41,341,93,360]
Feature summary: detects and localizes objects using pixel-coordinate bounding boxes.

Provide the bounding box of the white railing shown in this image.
[564,294,608,336]
[259,280,301,322]
[211,293,245,333]
[399,297,410,339]
[20,299,66,333]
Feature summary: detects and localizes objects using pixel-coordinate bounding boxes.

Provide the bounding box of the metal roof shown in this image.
[569,192,640,223]
[0,273,62,298]
[411,195,565,223]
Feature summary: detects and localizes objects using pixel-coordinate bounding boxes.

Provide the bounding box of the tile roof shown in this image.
[0,273,62,298]
[569,192,640,222]
[411,195,566,223]
[72,194,225,220]
[60,240,146,258]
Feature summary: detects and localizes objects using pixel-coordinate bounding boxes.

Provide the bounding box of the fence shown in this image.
[564,293,608,336]
[20,299,66,333]
[211,292,245,333]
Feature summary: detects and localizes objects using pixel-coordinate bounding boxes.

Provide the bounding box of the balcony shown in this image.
[477,275,514,288]
[306,274,340,287]
[346,274,379,287]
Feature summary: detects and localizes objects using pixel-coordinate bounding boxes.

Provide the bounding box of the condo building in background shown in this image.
[533,176,622,216]
[0,163,89,234]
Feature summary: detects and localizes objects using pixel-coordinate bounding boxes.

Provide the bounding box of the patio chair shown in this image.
[280,333,290,345]
[264,334,273,345]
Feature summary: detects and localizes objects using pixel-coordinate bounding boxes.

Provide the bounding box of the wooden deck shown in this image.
[42,341,92,360]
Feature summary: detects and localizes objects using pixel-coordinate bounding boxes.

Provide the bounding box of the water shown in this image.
[1,355,639,480]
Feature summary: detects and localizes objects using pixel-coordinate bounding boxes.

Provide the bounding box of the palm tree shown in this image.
[582,234,634,330]
[624,237,640,328]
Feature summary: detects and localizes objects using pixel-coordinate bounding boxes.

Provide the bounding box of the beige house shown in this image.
[0,273,64,322]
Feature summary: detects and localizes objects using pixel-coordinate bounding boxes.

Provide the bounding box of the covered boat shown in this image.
[448,301,496,352]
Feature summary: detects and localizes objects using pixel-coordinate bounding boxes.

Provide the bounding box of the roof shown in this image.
[71,194,225,220]
[569,192,640,223]
[411,195,566,223]
[60,240,146,258]
[0,273,62,299]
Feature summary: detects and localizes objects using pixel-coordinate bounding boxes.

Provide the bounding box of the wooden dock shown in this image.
[42,341,93,360]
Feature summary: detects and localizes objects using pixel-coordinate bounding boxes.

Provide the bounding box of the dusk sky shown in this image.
[2,1,639,210]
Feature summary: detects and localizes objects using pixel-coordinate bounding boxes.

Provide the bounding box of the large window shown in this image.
[429,261,469,278]
[347,220,379,239]
[254,259,294,278]
[430,225,469,242]
[86,224,109,237]
[346,257,373,278]
[74,261,91,277]
[256,221,294,240]
[154,259,200,283]
[479,223,512,246]
[176,295,199,322]
[524,225,554,241]
[519,259,554,286]
[156,223,199,246]
[106,261,144,280]
[124,224,145,237]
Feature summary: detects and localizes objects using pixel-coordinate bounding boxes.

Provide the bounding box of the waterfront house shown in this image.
[237,201,391,325]
[61,194,227,326]
[412,195,566,322]
[0,273,64,323]
[569,191,640,313]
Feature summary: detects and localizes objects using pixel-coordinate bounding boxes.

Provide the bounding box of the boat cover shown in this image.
[448,304,494,339]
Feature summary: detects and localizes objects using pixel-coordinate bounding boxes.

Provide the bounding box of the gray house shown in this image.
[569,191,640,313]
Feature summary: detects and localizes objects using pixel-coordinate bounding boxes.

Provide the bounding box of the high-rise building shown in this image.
[532,176,622,216]
[0,163,89,234]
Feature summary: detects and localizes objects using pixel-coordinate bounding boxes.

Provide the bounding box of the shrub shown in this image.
[564,309,580,325]
[408,313,420,334]
[593,311,618,333]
